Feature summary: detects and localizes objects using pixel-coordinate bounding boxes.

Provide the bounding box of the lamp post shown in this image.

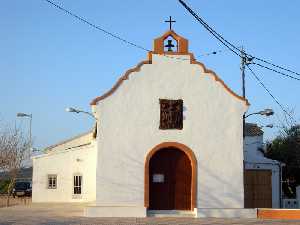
[66,107,97,139]
[245,108,274,118]
[65,107,96,119]
[16,112,32,151]
[243,109,274,138]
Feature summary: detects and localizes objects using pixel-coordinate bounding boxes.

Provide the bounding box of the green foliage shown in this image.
[0,180,10,194]
[265,125,300,198]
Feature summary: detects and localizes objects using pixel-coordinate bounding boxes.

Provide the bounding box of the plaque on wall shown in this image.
[153,174,164,183]
[159,99,183,130]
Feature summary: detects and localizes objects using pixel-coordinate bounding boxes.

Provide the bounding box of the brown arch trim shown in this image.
[90,51,249,106]
[144,142,198,209]
[189,54,250,106]
[90,60,152,105]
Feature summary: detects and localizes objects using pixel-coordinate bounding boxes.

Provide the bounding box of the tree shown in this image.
[0,125,30,206]
[265,125,300,198]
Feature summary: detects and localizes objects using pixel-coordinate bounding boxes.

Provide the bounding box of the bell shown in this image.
[165,39,175,52]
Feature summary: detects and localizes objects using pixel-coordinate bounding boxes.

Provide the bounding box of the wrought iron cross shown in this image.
[165,16,176,30]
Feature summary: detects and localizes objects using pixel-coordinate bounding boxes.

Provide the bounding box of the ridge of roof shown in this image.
[44,130,93,152]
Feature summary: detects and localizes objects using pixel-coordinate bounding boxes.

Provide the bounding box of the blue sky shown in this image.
[1,0,299,149]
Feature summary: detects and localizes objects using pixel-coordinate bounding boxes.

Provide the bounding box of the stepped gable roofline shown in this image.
[90,30,249,106]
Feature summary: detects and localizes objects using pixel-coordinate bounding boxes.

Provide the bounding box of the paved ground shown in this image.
[0,204,300,225]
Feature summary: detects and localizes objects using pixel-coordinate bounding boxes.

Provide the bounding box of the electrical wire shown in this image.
[252,63,300,81]
[246,65,296,124]
[253,57,300,77]
[199,48,230,57]
[44,0,300,84]
[44,0,150,52]
[178,0,300,81]
[43,0,228,64]
[178,0,242,57]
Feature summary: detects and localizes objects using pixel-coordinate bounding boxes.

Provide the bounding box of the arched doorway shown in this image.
[145,142,197,211]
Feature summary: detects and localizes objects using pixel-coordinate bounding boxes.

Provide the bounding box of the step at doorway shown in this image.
[147,210,196,218]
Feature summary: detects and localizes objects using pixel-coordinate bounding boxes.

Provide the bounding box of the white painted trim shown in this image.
[196,208,257,218]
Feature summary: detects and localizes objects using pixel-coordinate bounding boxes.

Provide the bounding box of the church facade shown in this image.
[32,30,256,218]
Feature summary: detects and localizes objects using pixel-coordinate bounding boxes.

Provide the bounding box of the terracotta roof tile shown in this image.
[245,123,263,137]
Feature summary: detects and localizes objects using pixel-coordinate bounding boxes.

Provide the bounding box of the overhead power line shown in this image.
[253,63,300,81]
[178,0,241,57]
[44,0,150,52]
[199,48,231,57]
[43,0,227,62]
[246,65,296,124]
[253,57,300,77]
[178,0,300,82]
[45,0,300,84]
[43,0,297,125]
[178,0,298,124]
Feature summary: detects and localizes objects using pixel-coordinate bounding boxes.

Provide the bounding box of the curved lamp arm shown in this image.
[245,108,274,118]
[65,107,96,120]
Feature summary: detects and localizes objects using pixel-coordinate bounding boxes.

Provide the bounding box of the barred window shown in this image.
[47,175,57,189]
[73,175,82,195]
[159,99,183,130]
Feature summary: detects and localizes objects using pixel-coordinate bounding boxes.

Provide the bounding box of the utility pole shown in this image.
[241,47,246,138]
[241,47,246,99]
[241,48,253,138]
[29,114,32,151]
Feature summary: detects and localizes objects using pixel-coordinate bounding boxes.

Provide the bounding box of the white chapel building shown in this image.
[32,30,259,217]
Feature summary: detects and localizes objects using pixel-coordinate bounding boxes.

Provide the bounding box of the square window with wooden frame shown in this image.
[73,175,82,195]
[47,174,57,189]
[159,99,183,130]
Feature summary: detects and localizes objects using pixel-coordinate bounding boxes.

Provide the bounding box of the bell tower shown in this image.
[153,30,189,54]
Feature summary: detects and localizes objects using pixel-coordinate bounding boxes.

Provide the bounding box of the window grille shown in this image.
[73,175,82,195]
[47,175,57,189]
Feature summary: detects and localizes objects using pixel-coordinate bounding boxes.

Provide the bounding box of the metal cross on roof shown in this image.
[165,16,176,30]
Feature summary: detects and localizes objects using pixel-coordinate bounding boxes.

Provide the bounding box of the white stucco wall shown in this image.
[93,53,248,211]
[244,135,264,160]
[32,141,97,203]
[244,135,281,208]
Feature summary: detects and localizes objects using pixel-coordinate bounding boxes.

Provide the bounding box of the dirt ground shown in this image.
[0,203,300,225]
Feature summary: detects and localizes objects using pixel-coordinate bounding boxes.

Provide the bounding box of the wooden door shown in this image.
[244,170,272,208]
[149,147,192,210]
[174,151,192,210]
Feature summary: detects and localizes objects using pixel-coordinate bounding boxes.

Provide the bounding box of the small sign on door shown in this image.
[153,174,164,183]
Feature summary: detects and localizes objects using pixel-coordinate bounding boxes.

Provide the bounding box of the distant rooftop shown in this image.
[245,123,263,137]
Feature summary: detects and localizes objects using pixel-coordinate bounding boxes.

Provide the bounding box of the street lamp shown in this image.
[16,112,32,151]
[245,108,274,118]
[261,124,274,128]
[66,107,97,139]
[65,107,96,119]
[243,109,274,138]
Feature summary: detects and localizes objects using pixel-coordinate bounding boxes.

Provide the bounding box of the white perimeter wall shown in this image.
[94,54,248,209]
[32,142,97,203]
